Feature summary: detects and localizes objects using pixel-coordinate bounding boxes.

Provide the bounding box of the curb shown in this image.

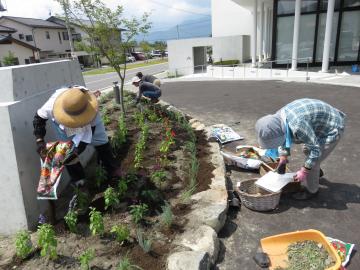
[156,101,228,270]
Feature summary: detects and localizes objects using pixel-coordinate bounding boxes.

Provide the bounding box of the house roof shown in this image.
[0,34,40,51]
[0,16,67,29]
[0,25,16,33]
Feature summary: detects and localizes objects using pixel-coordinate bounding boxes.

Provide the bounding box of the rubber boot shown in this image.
[95,142,121,178]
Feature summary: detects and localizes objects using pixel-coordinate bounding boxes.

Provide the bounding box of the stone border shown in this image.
[156,100,228,270]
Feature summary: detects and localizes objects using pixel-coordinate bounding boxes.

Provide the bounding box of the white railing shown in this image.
[169,57,314,82]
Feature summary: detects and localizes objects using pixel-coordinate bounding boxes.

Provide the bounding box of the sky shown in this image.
[0,0,211,32]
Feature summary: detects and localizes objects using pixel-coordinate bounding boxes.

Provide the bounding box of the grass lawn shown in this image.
[83,58,168,76]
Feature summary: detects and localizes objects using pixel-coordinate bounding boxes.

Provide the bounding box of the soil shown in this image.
[5,92,215,270]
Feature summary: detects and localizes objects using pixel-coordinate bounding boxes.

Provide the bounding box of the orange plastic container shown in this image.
[260,229,342,270]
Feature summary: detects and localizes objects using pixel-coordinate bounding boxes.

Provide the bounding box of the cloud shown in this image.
[1,0,210,30]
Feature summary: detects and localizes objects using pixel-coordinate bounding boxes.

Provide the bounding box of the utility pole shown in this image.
[176,25,179,39]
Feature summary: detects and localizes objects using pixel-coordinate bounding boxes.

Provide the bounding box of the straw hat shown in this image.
[53,88,98,128]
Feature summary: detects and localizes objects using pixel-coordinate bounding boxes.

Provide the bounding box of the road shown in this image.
[161,80,360,270]
[83,62,168,90]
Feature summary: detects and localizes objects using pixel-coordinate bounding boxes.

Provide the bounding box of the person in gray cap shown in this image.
[255,98,346,200]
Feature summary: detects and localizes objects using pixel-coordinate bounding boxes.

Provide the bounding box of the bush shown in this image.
[15,230,33,259]
[213,59,240,66]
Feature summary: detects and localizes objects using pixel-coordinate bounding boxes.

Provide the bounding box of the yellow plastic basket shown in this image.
[260,229,342,270]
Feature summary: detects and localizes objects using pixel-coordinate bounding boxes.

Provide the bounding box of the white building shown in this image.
[168,0,360,74]
[0,16,72,61]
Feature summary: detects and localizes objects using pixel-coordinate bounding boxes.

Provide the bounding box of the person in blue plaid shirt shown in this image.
[255,98,346,200]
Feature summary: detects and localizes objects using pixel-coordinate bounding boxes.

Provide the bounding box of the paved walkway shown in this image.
[161,80,360,270]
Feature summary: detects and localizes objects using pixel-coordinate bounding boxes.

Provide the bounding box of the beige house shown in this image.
[0,16,71,62]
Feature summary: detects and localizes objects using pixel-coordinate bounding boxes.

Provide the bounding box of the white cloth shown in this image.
[37,86,96,146]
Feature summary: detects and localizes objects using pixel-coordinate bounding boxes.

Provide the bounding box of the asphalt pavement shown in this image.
[161,80,360,270]
[83,62,168,90]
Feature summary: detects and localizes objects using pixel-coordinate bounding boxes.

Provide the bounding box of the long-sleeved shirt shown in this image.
[142,74,157,84]
[280,98,346,168]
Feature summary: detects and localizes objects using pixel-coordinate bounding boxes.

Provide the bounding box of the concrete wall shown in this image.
[0,42,35,65]
[211,0,253,38]
[167,35,251,75]
[0,60,85,235]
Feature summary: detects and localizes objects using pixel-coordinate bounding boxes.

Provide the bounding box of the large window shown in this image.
[276,16,295,63]
[316,12,339,61]
[298,14,316,62]
[338,10,360,61]
[278,0,295,15]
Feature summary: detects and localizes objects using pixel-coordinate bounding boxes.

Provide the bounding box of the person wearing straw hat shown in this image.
[33,86,120,189]
[255,98,346,200]
[132,76,161,104]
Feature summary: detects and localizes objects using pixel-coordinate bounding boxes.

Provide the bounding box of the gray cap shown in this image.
[255,113,285,149]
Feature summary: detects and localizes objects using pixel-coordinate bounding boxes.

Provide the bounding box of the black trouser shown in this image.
[66,142,117,184]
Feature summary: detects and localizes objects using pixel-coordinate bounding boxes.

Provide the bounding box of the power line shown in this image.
[147,0,211,17]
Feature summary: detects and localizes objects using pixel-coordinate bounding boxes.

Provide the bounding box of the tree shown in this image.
[153,41,167,58]
[3,51,19,66]
[139,41,152,61]
[58,0,151,114]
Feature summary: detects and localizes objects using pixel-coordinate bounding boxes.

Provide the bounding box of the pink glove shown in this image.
[294,167,309,182]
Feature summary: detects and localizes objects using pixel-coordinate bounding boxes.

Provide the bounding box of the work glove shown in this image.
[294,167,309,182]
[36,140,47,159]
[276,156,288,174]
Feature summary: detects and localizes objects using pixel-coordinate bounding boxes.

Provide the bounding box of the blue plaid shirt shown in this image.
[280,99,345,168]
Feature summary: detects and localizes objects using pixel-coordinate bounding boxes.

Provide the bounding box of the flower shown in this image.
[38,214,46,224]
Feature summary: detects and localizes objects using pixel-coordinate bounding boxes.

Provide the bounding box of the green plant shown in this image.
[134,124,149,169]
[3,51,18,66]
[102,114,111,125]
[95,165,107,188]
[180,185,197,204]
[141,190,159,202]
[74,187,90,212]
[104,186,120,210]
[118,178,128,198]
[37,224,57,260]
[79,249,95,270]
[136,229,152,253]
[159,128,175,154]
[64,210,78,233]
[150,170,167,187]
[145,109,160,122]
[160,202,173,228]
[89,207,104,236]
[111,224,130,243]
[133,111,145,127]
[117,255,143,270]
[118,113,127,142]
[129,204,148,224]
[15,230,33,259]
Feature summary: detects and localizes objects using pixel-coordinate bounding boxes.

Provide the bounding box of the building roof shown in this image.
[0,25,16,33]
[0,34,40,51]
[0,16,67,29]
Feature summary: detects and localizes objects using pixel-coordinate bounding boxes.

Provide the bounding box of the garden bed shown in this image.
[5,91,215,270]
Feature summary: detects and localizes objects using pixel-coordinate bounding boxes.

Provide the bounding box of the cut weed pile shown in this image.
[275,240,335,270]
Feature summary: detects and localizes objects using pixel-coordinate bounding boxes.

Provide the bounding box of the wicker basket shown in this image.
[236,178,281,211]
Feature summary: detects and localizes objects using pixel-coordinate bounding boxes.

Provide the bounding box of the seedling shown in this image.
[180,185,197,204]
[15,230,33,259]
[118,178,128,198]
[136,229,152,253]
[95,165,107,188]
[150,170,167,187]
[79,249,95,270]
[64,210,78,233]
[117,255,143,270]
[145,109,160,122]
[89,207,104,236]
[37,224,57,260]
[129,204,148,224]
[111,224,130,244]
[134,124,149,169]
[112,113,128,150]
[102,114,111,125]
[74,187,90,213]
[133,111,144,127]
[160,202,173,228]
[104,186,120,210]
